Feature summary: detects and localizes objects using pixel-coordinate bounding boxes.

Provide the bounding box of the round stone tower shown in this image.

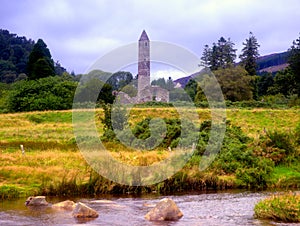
[137,30,150,101]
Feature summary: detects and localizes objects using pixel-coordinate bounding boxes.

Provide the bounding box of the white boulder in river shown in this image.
[72,202,99,218]
[25,196,48,206]
[145,198,183,221]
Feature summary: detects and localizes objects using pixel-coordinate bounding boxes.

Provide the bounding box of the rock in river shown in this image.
[25,196,48,206]
[145,198,183,221]
[52,200,76,211]
[72,202,99,218]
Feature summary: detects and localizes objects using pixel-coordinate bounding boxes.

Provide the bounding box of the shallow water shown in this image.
[0,191,299,225]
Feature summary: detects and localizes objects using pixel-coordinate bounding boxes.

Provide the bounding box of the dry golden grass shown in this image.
[0,108,299,197]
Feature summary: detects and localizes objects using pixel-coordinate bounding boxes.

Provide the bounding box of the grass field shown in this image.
[0,108,299,198]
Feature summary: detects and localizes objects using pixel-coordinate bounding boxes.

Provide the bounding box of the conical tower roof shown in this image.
[139,30,149,41]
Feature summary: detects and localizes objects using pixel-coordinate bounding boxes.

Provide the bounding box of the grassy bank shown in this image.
[0,108,299,199]
[254,192,300,223]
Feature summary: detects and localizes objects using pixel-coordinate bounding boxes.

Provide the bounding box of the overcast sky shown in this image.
[1,0,299,79]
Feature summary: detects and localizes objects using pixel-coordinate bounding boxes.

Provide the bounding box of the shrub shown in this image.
[7,76,77,112]
[236,158,274,189]
[252,130,296,165]
[254,192,300,223]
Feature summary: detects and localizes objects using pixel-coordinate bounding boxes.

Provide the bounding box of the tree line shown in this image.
[183,32,300,105]
[0,29,299,112]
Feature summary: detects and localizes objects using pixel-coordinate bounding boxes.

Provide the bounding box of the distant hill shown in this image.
[0,29,35,83]
[256,51,289,74]
[174,52,290,88]
[173,72,199,88]
[0,29,67,83]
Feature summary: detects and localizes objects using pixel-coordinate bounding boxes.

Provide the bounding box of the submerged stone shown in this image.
[145,198,183,221]
[72,202,99,218]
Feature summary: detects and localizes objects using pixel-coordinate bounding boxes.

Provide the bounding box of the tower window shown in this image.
[145,42,147,46]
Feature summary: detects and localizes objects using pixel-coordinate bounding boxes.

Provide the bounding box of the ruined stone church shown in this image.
[117,30,169,104]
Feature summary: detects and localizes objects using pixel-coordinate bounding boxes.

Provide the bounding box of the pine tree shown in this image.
[288,34,300,95]
[200,37,236,70]
[27,39,55,80]
[239,32,260,76]
[200,44,211,67]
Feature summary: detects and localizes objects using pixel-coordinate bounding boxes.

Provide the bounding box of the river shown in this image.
[0,191,298,226]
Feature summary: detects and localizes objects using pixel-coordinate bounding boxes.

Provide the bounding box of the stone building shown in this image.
[117,30,169,104]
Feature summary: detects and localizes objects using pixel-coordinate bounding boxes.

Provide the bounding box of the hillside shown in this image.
[174,52,289,88]
[256,51,289,74]
[0,29,67,83]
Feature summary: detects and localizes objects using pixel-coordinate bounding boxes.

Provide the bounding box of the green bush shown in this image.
[236,158,274,189]
[7,76,77,112]
[119,117,198,150]
[252,130,296,165]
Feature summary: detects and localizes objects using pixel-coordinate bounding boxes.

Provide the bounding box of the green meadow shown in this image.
[0,108,299,199]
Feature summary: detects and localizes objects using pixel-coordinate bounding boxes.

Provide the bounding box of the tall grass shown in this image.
[255,192,300,223]
[0,108,299,199]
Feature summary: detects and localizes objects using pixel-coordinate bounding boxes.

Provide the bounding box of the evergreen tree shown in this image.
[184,79,198,101]
[239,32,260,76]
[288,34,300,95]
[27,39,55,80]
[166,77,174,91]
[200,37,236,70]
[217,37,236,69]
[257,73,274,97]
[200,44,211,67]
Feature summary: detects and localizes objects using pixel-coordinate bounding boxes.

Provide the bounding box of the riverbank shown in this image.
[0,108,299,199]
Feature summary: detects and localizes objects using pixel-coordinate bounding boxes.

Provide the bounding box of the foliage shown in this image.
[0,82,10,112]
[236,158,274,189]
[151,77,175,91]
[207,121,276,188]
[75,77,115,104]
[7,76,77,112]
[184,79,197,101]
[115,117,197,150]
[239,32,260,76]
[288,34,300,95]
[251,130,297,166]
[0,185,23,200]
[120,84,137,97]
[254,192,300,223]
[257,73,274,96]
[213,66,254,101]
[100,102,128,141]
[267,68,297,96]
[170,88,194,102]
[27,39,55,80]
[201,37,237,70]
[106,71,133,90]
[0,29,34,83]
